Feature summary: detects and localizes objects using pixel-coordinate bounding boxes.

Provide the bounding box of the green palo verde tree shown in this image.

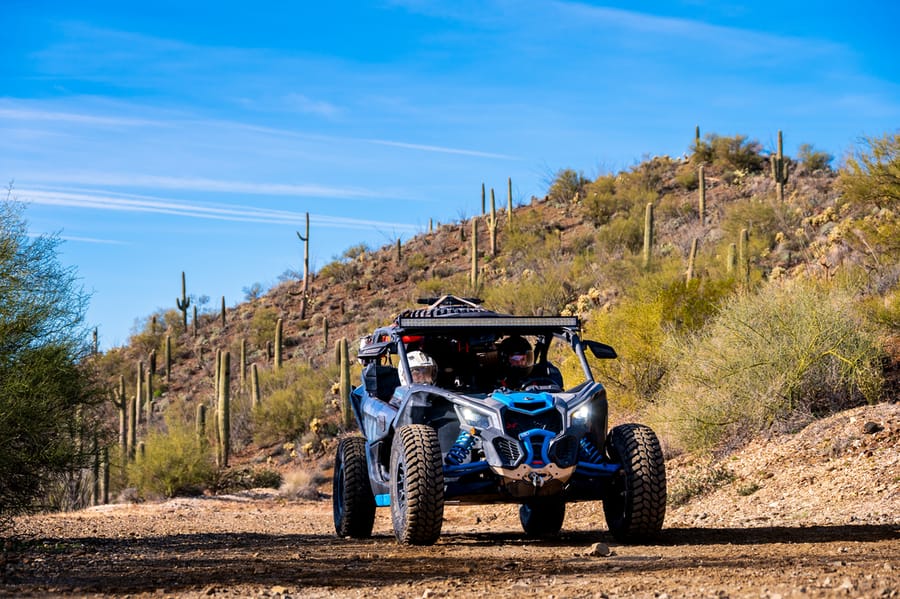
[0,194,101,525]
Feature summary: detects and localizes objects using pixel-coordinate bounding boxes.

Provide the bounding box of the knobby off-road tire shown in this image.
[519,498,566,538]
[390,424,444,545]
[333,436,376,538]
[603,423,666,543]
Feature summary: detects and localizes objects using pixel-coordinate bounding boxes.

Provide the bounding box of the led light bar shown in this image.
[397,316,579,330]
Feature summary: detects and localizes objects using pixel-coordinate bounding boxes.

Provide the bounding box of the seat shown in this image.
[364,364,401,402]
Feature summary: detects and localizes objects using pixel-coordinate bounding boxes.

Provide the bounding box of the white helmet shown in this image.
[401,351,437,386]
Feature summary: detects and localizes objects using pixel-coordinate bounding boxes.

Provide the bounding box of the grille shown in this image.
[494,437,522,465]
[549,435,579,468]
[502,409,562,437]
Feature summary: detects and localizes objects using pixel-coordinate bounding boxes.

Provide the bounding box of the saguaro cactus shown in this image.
[220,296,226,326]
[128,391,137,460]
[686,238,699,283]
[217,351,231,468]
[323,317,329,352]
[92,328,98,354]
[297,212,311,319]
[726,242,737,274]
[176,271,191,329]
[642,202,654,269]
[192,305,198,337]
[338,338,352,429]
[481,182,486,215]
[145,365,153,424]
[507,177,513,227]
[698,165,706,225]
[771,130,789,202]
[165,335,172,383]
[101,447,110,505]
[396,238,402,262]
[196,403,207,445]
[135,361,144,426]
[114,375,127,457]
[470,219,479,289]
[274,317,283,370]
[250,363,261,408]
[488,188,498,257]
[739,228,750,286]
[239,338,247,390]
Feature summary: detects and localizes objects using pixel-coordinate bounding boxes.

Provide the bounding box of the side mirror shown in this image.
[585,340,617,359]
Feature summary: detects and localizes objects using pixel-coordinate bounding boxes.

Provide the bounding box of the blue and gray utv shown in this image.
[332,296,666,545]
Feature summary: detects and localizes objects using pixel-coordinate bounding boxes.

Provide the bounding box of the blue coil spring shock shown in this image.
[579,437,604,463]
[445,428,476,465]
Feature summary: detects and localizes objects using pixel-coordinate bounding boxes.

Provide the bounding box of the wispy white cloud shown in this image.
[24,173,388,199]
[550,1,843,60]
[0,106,162,128]
[362,137,517,159]
[282,93,342,118]
[0,101,515,161]
[20,187,420,233]
[59,235,128,245]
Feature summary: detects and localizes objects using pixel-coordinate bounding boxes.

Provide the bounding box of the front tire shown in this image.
[390,425,444,545]
[519,498,566,538]
[602,423,666,543]
[333,436,376,538]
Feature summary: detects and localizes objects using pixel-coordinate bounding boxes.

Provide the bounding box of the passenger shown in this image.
[400,350,438,386]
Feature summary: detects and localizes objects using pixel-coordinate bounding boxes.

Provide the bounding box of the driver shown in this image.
[497,335,534,388]
[400,350,438,386]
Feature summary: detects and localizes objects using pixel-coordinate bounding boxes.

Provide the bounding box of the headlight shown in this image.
[458,406,492,429]
[572,404,590,425]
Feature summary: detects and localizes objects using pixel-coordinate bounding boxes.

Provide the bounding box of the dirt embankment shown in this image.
[3,403,899,599]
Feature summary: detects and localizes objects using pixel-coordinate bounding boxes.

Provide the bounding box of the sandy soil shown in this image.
[3,403,898,599]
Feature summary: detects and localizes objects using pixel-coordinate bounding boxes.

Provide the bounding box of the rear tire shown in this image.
[390,425,444,545]
[602,423,666,543]
[519,498,566,538]
[333,436,376,538]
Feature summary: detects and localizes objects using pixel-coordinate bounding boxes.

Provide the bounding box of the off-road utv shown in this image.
[333,295,666,545]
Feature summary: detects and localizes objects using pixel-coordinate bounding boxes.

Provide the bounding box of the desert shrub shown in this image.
[674,164,699,190]
[797,143,833,173]
[214,466,282,493]
[582,175,623,226]
[547,168,589,204]
[650,280,884,454]
[416,272,471,298]
[839,132,900,210]
[281,467,327,500]
[250,306,280,350]
[595,212,643,253]
[572,265,732,412]
[318,259,361,283]
[483,267,575,317]
[720,197,790,256]
[708,134,764,173]
[834,133,900,276]
[252,363,338,445]
[627,156,676,192]
[668,461,734,506]
[127,421,216,498]
[342,243,370,261]
[406,252,428,271]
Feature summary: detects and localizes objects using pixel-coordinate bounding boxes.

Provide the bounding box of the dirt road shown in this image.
[4,404,899,598]
[3,493,897,598]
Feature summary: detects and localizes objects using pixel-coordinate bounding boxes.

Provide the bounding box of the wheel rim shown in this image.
[395,459,407,512]
[334,453,346,523]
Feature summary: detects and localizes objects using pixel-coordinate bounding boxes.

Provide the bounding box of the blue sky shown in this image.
[2,1,898,349]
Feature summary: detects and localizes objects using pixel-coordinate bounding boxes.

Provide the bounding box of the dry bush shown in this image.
[650,279,884,454]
